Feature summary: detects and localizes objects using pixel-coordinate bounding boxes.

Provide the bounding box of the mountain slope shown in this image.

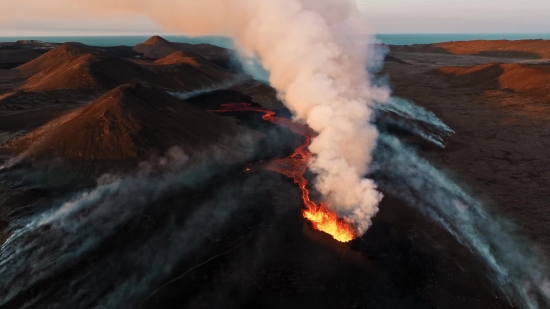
[133,36,234,68]
[17,43,97,74]
[434,63,550,93]
[14,42,235,93]
[392,39,550,59]
[149,51,237,88]
[133,36,181,59]
[4,84,261,161]
[21,53,163,92]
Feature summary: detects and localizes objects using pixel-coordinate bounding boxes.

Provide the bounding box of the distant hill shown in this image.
[151,51,236,85]
[0,48,44,70]
[14,43,234,93]
[392,40,550,59]
[433,63,550,93]
[0,41,142,71]
[229,79,286,110]
[4,84,261,161]
[17,43,97,74]
[133,35,234,68]
[20,53,162,92]
[132,36,180,59]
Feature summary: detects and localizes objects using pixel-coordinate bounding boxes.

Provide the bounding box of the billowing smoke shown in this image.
[31,0,384,233]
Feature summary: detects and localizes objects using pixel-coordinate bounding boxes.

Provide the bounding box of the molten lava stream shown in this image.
[209,103,356,243]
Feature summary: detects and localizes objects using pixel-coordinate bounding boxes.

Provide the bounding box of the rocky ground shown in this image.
[385,51,550,256]
[0,37,549,309]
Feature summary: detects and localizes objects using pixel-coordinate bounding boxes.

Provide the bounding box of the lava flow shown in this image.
[209,103,356,243]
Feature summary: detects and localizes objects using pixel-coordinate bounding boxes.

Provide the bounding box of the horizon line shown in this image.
[2,32,550,38]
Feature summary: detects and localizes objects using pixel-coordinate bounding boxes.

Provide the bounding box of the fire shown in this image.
[302,203,355,243]
[209,103,356,242]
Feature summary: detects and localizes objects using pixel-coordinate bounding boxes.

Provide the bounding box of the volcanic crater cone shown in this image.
[133,36,180,59]
[3,84,261,161]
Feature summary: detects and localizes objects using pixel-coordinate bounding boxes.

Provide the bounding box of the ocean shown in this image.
[1,33,550,47]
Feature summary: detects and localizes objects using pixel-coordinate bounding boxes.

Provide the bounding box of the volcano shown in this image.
[133,36,181,59]
[3,84,261,161]
[209,103,356,242]
[2,35,550,309]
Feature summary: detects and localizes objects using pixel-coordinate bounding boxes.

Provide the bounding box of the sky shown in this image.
[361,0,550,34]
[1,0,550,36]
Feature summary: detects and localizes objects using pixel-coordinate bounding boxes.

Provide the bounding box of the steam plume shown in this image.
[96,0,388,233]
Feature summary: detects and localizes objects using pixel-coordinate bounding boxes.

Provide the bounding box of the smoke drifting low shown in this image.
[373,133,550,309]
[0,147,253,306]
[375,97,455,147]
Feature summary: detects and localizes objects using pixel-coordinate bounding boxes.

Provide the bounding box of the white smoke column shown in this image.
[237,0,388,233]
[102,0,389,233]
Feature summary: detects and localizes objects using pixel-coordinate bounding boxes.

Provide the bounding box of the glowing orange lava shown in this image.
[209,103,356,243]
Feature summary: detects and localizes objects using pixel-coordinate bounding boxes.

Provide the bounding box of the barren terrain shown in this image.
[385,49,550,255]
[0,37,548,309]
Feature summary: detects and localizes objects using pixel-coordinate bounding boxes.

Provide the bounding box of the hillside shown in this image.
[152,51,236,84]
[133,36,234,67]
[392,39,550,59]
[433,63,550,93]
[12,42,237,93]
[229,79,286,110]
[3,84,261,161]
[20,53,163,92]
[174,42,234,67]
[132,36,181,59]
[0,47,44,70]
[17,43,98,74]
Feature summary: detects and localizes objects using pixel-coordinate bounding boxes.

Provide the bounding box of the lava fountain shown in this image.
[209,103,356,242]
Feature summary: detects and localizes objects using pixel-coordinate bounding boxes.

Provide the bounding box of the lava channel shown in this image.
[209,103,356,243]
